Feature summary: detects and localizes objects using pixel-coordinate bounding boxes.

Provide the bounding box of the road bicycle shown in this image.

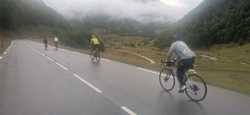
[159,59,207,102]
[54,42,58,51]
[90,47,101,63]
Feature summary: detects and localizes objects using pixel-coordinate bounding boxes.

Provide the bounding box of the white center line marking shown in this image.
[137,67,158,75]
[55,62,69,71]
[121,106,137,115]
[47,56,55,62]
[38,52,44,57]
[73,73,103,94]
[3,52,7,55]
[0,56,2,60]
[32,49,43,56]
[41,53,46,57]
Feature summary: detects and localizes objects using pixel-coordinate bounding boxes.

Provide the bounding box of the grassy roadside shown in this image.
[196,44,250,95]
[0,32,11,55]
[110,45,250,95]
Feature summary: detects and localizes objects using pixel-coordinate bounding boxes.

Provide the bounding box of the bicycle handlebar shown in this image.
[161,58,177,67]
[161,58,177,63]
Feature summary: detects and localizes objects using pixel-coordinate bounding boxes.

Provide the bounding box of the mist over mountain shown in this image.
[43,0,202,23]
[40,0,202,38]
[1,0,205,49]
[76,14,170,37]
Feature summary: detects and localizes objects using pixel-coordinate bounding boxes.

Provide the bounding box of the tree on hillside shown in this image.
[0,0,14,29]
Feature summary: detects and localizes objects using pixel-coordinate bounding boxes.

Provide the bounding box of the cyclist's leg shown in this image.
[55,42,58,48]
[56,42,58,50]
[45,43,48,50]
[93,45,98,56]
[97,45,101,57]
[181,58,195,84]
[90,45,94,55]
[177,63,186,86]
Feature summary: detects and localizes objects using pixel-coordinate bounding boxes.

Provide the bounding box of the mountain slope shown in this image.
[0,0,66,30]
[178,0,250,48]
[155,0,250,48]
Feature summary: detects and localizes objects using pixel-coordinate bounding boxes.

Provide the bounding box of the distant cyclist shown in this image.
[167,40,196,92]
[54,36,59,50]
[89,34,102,54]
[43,38,48,50]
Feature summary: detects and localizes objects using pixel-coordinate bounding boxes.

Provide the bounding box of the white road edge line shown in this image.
[5,42,12,52]
[102,58,112,63]
[121,106,137,115]
[73,73,103,94]
[5,42,14,52]
[55,62,69,71]
[137,67,158,75]
[1,41,14,59]
[60,49,68,52]
[58,47,113,63]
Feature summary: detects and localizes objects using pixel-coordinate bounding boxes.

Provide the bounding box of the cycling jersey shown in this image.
[168,41,196,60]
[54,37,58,42]
[90,37,100,45]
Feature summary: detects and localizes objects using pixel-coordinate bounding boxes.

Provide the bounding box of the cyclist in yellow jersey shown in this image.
[89,34,101,54]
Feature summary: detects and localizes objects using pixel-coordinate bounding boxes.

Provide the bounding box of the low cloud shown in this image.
[43,0,203,22]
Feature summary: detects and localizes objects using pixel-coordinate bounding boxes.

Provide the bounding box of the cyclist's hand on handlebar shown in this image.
[160,59,164,63]
[161,58,168,63]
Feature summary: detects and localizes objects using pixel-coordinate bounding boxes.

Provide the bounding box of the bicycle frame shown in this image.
[162,60,197,85]
[160,59,207,102]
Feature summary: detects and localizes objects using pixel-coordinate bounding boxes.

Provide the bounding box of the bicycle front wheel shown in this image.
[185,74,207,102]
[159,68,175,92]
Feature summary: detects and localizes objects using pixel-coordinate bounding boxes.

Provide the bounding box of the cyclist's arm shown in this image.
[167,44,175,61]
[89,39,93,44]
[89,39,93,49]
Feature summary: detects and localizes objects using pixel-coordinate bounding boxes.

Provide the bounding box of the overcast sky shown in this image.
[43,0,203,22]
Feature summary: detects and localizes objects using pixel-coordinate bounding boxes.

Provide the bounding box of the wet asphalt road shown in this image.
[0,40,250,115]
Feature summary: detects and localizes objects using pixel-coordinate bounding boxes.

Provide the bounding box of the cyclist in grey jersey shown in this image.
[167,40,196,92]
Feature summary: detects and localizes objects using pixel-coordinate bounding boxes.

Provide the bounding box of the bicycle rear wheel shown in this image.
[185,74,207,102]
[90,50,100,63]
[90,50,95,61]
[95,51,101,62]
[159,68,175,92]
